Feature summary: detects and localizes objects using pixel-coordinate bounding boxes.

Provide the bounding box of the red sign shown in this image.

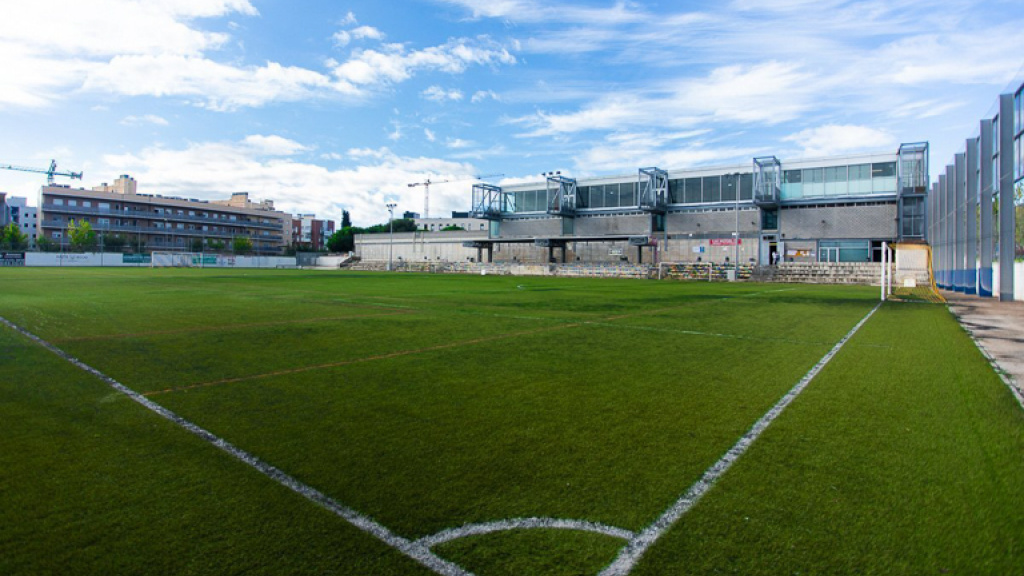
[709,238,742,246]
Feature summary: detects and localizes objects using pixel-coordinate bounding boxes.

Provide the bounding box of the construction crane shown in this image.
[0,159,83,185]
[408,173,502,218]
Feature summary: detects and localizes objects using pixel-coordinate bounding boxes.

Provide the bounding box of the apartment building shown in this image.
[38,175,289,253]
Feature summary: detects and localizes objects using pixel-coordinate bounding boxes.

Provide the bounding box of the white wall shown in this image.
[25,252,296,268]
[990,261,1024,301]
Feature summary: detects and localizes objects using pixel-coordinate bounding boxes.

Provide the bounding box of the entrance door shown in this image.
[820,247,839,262]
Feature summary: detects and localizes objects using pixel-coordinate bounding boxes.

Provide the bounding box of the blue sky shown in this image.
[1,0,1022,226]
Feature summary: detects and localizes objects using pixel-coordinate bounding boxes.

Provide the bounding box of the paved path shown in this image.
[942,291,1024,403]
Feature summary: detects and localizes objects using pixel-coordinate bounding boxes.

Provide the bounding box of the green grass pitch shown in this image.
[1,268,1022,575]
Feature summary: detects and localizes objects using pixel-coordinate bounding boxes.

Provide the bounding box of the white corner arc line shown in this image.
[598,301,883,576]
[416,517,636,549]
[0,317,473,576]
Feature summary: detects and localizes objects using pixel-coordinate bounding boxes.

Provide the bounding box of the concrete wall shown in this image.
[575,213,649,236]
[666,208,760,235]
[499,217,562,238]
[781,203,897,240]
[356,231,488,263]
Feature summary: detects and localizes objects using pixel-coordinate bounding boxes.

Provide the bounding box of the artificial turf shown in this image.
[1,268,1021,575]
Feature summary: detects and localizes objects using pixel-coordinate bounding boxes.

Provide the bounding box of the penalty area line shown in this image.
[0,316,474,576]
[598,301,882,576]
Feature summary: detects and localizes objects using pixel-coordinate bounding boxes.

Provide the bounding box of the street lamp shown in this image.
[386,202,397,271]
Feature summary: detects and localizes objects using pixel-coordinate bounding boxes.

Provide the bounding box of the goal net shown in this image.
[151,251,202,268]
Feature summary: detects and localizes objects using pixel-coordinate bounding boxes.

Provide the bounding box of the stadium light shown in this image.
[732,172,741,273]
[386,202,397,272]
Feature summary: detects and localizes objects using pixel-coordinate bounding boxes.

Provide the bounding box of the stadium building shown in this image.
[38,175,289,254]
[358,144,929,265]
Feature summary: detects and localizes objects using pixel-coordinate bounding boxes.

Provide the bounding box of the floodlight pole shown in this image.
[386,202,396,271]
[733,173,741,275]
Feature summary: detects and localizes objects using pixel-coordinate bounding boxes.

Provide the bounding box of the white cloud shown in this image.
[333,25,384,47]
[438,0,647,25]
[120,114,169,126]
[0,2,515,110]
[81,55,336,111]
[241,135,309,155]
[387,121,403,141]
[101,136,479,226]
[471,89,499,103]
[783,124,896,157]
[424,129,437,142]
[422,85,464,102]
[331,37,516,89]
[446,138,475,149]
[339,11,357,26]
[514,61,813,137]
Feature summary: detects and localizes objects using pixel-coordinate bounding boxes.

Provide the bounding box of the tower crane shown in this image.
[0,159,83,185]
[408,173,502,218]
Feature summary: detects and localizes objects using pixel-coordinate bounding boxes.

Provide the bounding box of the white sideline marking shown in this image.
[416,517,636,549]
[0,317,472,576]
[598,301,882,576]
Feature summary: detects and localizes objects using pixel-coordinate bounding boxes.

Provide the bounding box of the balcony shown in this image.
[40,203,284,230]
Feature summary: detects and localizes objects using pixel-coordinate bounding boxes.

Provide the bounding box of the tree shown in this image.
[67,220,97,251]
[190,238,204,252]
[36,236,57,252]
[104,234,127,252]
[440,224,465,231]
[0,223,28,250]
[207,239,225,252]
[232,236,253,254]
[341,210,351,229]
[327,228,354,253]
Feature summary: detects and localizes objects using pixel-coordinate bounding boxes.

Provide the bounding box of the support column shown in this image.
[966,138,978,295]
[937,174,947,288]
[955,152,966,292]
[946,164,955,291]
[998,93,1016,302]
[979,119,995,297]
[487,244,493,263]
[930,182,938,283]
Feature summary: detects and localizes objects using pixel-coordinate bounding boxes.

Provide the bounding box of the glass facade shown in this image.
[780,162,894,200]
[507,159,898,214]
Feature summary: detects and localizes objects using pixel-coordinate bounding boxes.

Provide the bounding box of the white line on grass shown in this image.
[0,317,472,576]
[416,517,635,549]
[598,301,882,576]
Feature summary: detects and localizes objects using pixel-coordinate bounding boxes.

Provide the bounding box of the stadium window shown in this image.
[668,179,683,203]
[684,178,702,203]
[702,175,721,203]
[605,184,618,208]
[825,166,848,196]
[803,168,824,197]
[871,162,897,193]
[740,173,754,200]
[781,170,802,200]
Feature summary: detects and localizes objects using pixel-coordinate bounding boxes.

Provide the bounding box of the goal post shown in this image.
[151,251,203,268]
